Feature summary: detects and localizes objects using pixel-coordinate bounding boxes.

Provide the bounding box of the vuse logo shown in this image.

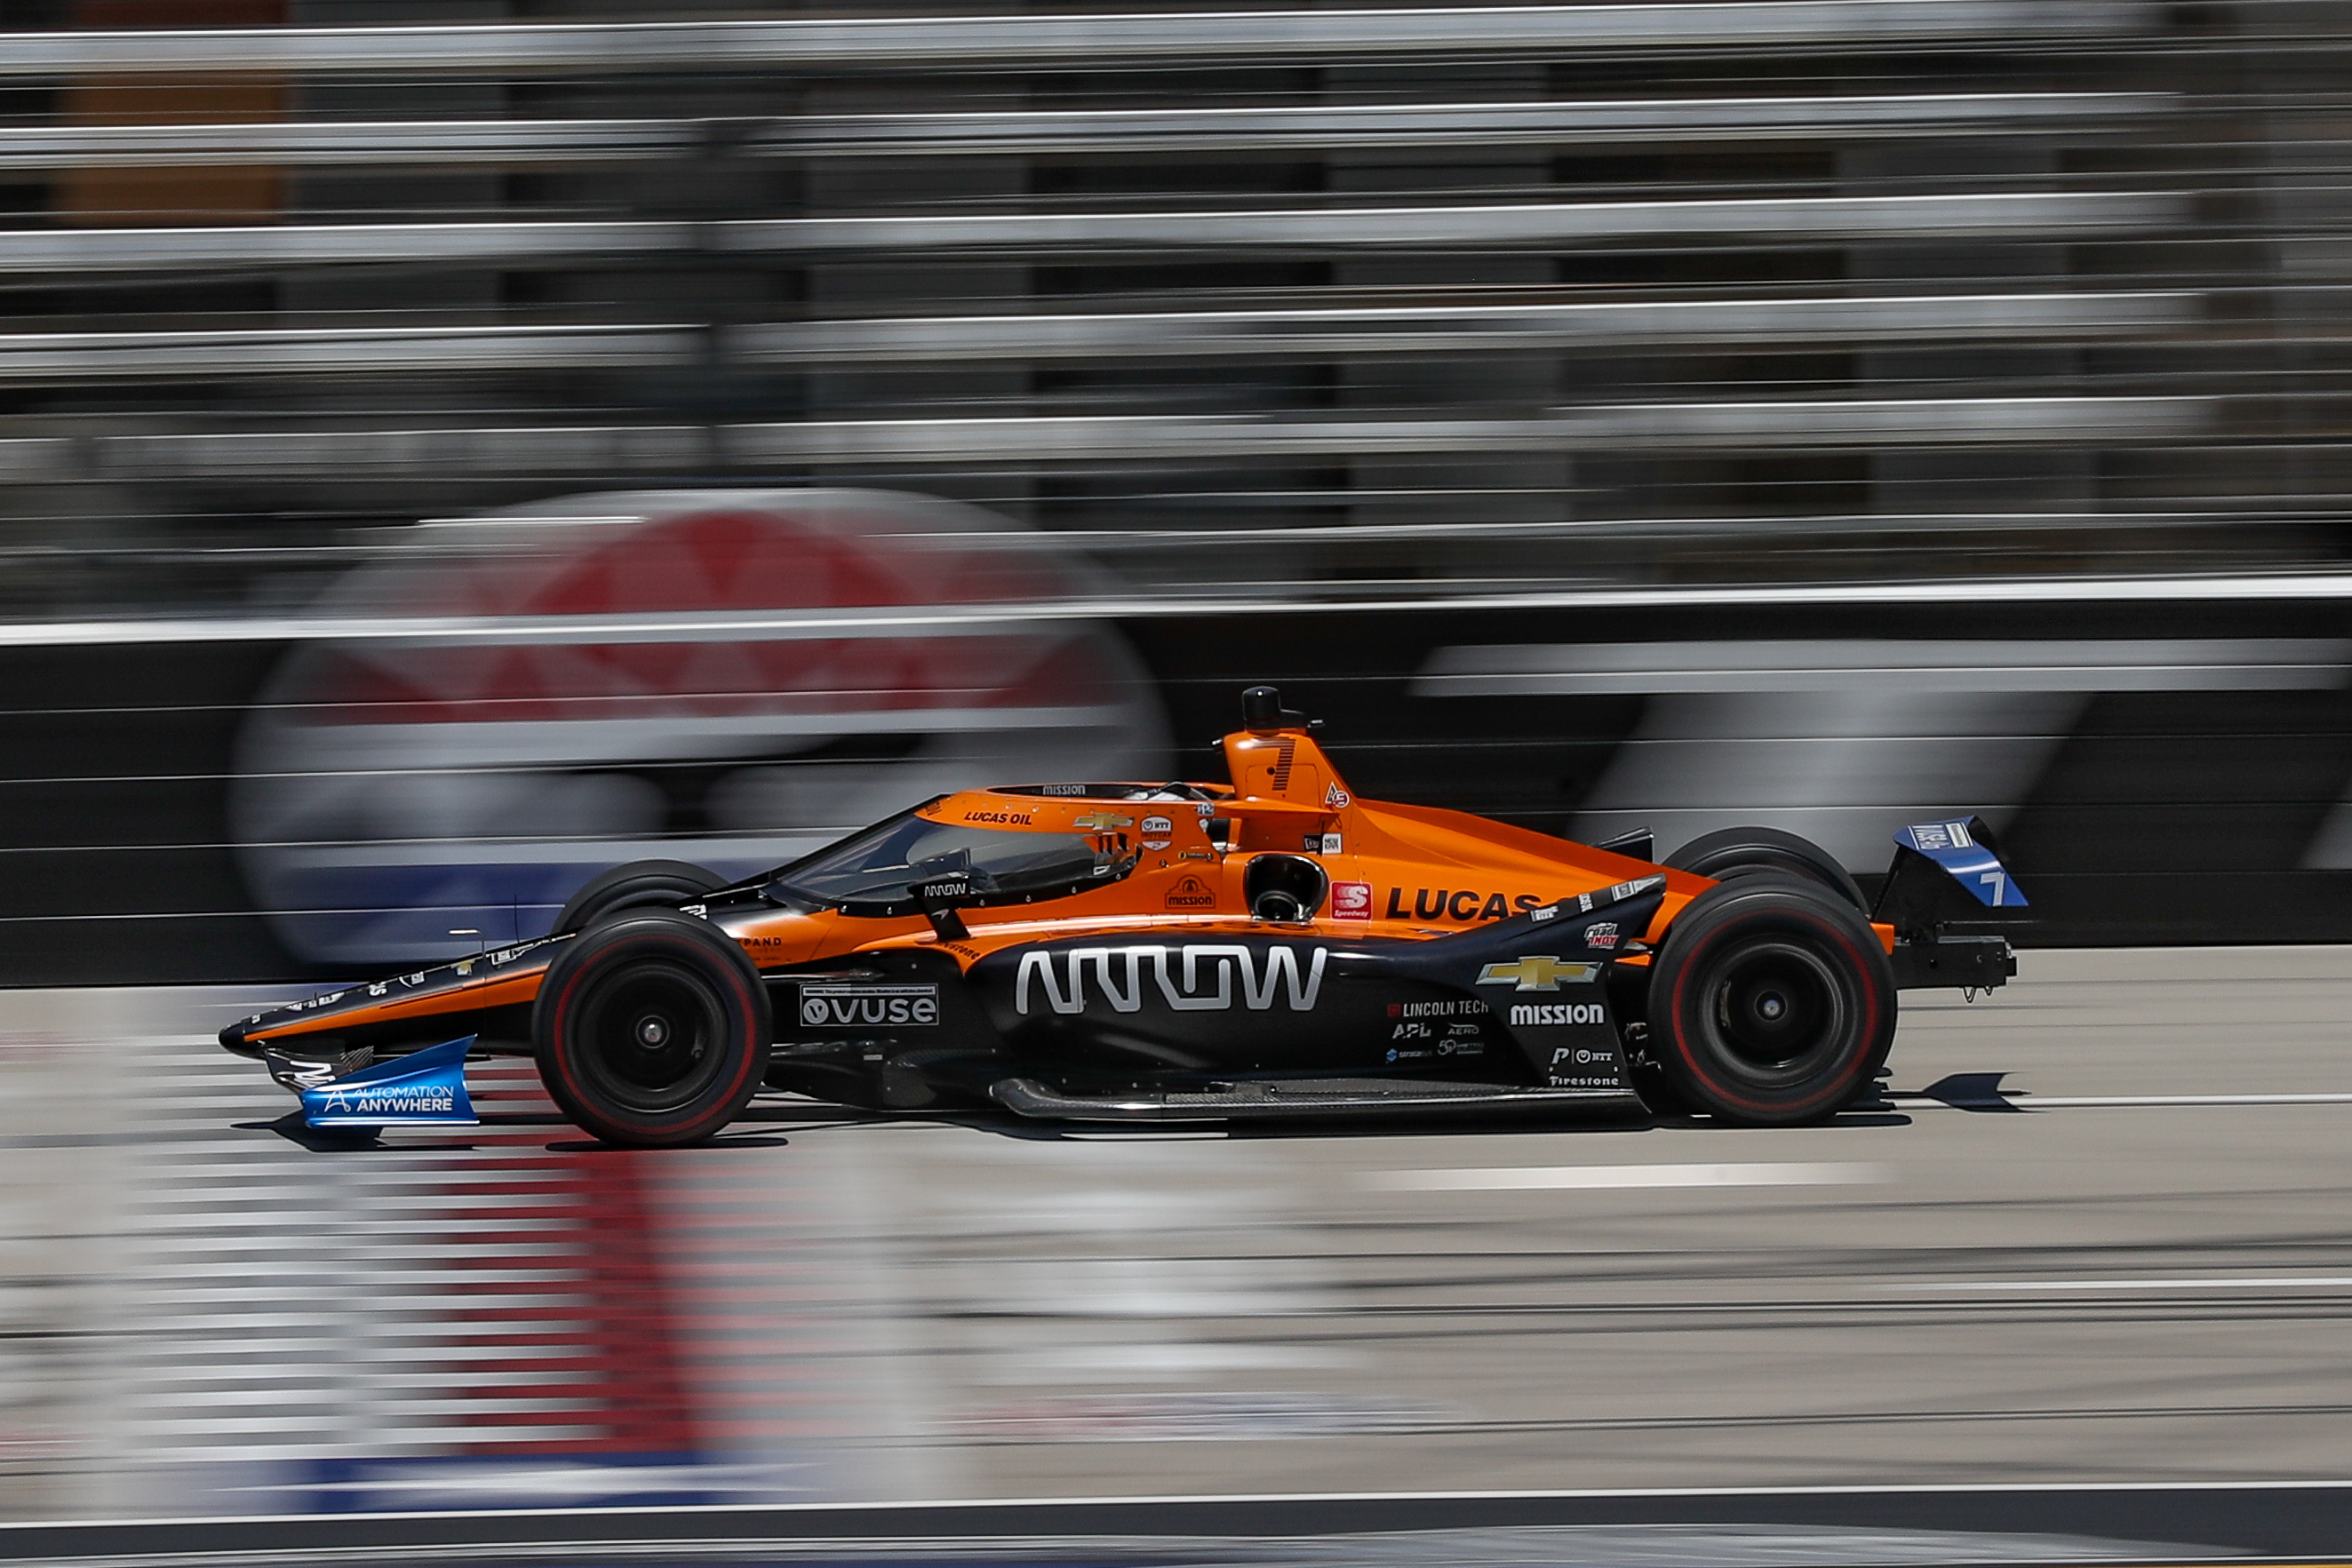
[800,983,940,1028]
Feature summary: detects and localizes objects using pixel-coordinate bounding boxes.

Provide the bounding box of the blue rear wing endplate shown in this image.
[1895,817,2027,908]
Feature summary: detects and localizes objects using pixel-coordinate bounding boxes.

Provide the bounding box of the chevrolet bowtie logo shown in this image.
[1476,956,1599,991]
[1072,812,1135,831]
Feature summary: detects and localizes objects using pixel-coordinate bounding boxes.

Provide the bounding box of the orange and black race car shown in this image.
[221,686,2022,1146]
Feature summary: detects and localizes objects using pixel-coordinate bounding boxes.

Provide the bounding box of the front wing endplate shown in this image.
[298,1036,479,1128]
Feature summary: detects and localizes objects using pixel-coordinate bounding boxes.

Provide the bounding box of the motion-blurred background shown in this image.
[10,2,2352,1535]
[4,0,2351,974]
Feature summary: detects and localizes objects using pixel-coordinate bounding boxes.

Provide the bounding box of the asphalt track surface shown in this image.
[4,948,2352,1557]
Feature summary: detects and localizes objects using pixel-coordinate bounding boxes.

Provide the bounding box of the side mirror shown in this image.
[1205,816,1235,852]
[913,876,974,942]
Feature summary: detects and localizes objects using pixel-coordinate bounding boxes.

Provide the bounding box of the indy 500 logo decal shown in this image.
[1017,945,1327,1015]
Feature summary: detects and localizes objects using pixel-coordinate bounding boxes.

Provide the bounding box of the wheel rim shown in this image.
[571,958,731,1113]
[1696,937,1850,1086]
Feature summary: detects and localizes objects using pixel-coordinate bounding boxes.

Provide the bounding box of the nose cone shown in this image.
[219,1014,260,1057]
[218,988,356,1057]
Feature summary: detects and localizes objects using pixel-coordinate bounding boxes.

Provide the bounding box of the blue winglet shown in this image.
[1895,818,2028,908]
[300,1036,479,1128]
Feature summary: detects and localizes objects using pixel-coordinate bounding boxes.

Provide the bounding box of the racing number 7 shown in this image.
[1980,870,2006,904]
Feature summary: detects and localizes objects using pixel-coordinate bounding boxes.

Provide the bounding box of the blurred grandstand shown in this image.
[6,0,2352,979]
[0,0,2315,607]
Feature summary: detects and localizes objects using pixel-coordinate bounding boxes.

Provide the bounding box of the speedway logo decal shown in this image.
[1017,944,1327,1015]
[801,983,940,1028]
[1476,957,1600,991]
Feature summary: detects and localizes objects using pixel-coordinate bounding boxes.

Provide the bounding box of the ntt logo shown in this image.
[1510,1003,1606,1026]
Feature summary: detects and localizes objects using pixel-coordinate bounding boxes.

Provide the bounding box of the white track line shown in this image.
[1370,1161,1884,1191]
[1894,1091,2352,1109]
[1897,1277,2352,1293]
[9,571,2352,649]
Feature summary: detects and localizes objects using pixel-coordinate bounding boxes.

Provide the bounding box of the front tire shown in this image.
[532,910,769,1147]
[554,859,726,935]
[1649,877,1894,1126]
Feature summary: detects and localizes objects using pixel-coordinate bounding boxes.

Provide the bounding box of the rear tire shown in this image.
[533,910,769,1147]
[1665,826,1868,914]
[1649,877,1894,1126]
[554,859,725,935]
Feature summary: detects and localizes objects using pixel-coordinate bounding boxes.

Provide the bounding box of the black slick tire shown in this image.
[1665,825,1869,915]
[533,909,769,1147]
[1649,876,1895,1126]
[554,859,725,935]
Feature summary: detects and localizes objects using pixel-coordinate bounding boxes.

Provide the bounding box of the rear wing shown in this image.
[1876,816,2026,993]
[1877,815,2026,930]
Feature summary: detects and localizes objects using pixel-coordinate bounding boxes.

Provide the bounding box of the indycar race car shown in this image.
[221,687,2023,1146]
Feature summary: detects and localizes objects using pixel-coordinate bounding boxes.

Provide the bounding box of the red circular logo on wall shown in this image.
[235,489,1168,966]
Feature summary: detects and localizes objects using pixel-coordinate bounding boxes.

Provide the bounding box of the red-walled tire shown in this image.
[1650,877,1895,1126]
[533,910,769,1147]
